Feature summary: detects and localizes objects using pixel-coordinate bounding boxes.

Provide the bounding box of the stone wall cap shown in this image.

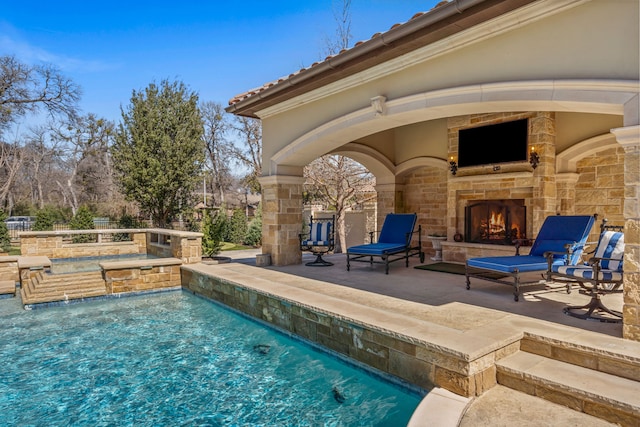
[17,256,52,269]
[100,257,182,270]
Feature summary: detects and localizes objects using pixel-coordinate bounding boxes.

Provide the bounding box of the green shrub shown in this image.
[33,207,58,231]
[0,211,11,252]
[227,209,247,245]
[69,205,95,243]
[244,203,262,246]
[201,209,225,257]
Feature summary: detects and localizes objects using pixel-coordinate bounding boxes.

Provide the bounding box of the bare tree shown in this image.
[201,101,234,205]
[0,56,80,132]
[51,114,115,214]
[0,137,24,210]
[322,0,352,57]
[230,116,262,192]
[304,155,374,252]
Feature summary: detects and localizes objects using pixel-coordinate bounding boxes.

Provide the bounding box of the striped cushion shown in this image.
[552,265,623,282]
[303,222,331,246]
[593,231,624,271]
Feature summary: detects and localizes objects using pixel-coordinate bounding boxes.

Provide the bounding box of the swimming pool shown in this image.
[0,291,422,426]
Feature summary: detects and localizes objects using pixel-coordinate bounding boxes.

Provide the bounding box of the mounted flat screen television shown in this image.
[457,119,529,168]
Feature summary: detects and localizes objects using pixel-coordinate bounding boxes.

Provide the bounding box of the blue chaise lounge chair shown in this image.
[465,214,596,301]
[346,213,425,274]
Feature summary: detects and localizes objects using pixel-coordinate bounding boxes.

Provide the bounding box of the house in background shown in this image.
[226,0,639,340]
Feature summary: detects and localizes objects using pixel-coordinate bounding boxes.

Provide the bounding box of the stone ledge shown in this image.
[100,257,182,270]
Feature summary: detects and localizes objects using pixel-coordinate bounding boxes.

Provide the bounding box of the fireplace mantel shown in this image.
[449,171,531,182]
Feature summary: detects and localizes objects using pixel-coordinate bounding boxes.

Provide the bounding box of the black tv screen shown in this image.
[458,119,528,167]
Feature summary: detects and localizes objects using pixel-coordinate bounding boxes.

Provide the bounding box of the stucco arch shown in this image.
[270,79,638,171]
[556,133,619,173]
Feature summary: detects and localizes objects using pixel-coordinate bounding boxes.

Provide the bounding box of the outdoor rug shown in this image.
[415,262,507,279]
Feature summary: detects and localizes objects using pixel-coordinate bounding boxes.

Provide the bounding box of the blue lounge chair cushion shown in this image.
[302,222,332,246]
[377,214,417,244]
[467,255,565,273]
[592,231,624,271]
[551,265,623,282]
[347,243,408,256]
[528,215,595,264]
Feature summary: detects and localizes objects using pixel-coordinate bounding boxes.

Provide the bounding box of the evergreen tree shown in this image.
[32,206,62,231]
[112,79,205,227]
[201,209,224,257]
[69,205,95,243]
[244,203,262,247]
[0,211,11,252]
[228,209,247,245]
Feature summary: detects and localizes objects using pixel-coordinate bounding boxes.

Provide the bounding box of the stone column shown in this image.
[259,175,305,266]
[374,183,404,230]
[530,112,557,228]
[612,125,640,341]
[555,173,579,214]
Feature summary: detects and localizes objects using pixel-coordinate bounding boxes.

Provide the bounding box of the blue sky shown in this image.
[1,0,440,125]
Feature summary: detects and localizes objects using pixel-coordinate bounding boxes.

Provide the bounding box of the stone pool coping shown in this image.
[99,257,182,270]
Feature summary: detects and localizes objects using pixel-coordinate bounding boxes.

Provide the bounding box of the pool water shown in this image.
[0,292,423,426]
[50,254,158,274]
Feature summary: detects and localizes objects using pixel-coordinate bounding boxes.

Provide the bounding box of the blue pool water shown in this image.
[50,254,158,274]
[0,292,423,426]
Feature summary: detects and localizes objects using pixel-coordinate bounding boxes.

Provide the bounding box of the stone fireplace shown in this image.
[440,111,558,262]
[465,199,526,245]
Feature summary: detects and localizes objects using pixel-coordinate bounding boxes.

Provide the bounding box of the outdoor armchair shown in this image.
[300,215,335,266]
[548,219,624,323]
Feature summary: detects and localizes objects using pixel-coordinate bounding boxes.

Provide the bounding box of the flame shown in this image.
[489,211,505,234]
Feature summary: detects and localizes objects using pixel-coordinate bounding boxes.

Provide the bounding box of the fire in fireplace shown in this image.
[465,199,526,245]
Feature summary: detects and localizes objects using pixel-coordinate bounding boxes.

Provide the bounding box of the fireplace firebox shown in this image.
[465,200,526,245]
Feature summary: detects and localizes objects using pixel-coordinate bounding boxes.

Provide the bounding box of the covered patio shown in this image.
[226,0,639,342]
[222,0,639,424]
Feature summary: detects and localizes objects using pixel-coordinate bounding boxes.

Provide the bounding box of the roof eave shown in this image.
[226,0,537,118]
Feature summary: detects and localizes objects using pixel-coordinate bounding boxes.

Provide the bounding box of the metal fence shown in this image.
[7,221,124,240]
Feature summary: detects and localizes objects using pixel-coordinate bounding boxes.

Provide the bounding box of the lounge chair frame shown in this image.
[548,219,624,323]
[299,215,335,267]
[465,214,596,302]
[346,213,425,274]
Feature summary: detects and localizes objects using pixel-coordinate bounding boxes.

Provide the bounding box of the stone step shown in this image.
[36,271,103,285]
[22,271,107,306]
[496,351,639,426]
[27,280,106,294]
[521,334,640,383]
[22,286,107,305]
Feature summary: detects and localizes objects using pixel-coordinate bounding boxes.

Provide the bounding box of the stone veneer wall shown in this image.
[146,230,202,264]
[404,167,448,258]
[102,259,182,294]
[0,257,19,283]
[574,146,625,242]
[20,236,145,259]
